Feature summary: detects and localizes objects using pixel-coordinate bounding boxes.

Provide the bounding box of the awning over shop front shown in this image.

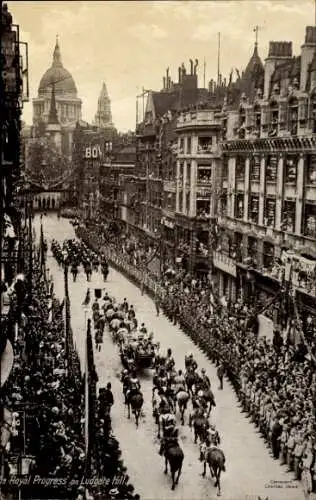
[0,337,14,388]
[299,245,316,260]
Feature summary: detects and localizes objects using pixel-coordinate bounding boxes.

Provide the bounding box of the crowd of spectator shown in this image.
[1,236,139,500]
[76,219,316,496]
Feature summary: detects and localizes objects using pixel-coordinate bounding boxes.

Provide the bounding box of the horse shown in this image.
[199,388,216,417]
[189,411,209,444]
[185,369,199,397]
[160,440,184,490]
[176,390,190,425]
[152,390,161,425]
[202,447,226,496]
[126,390,144,427]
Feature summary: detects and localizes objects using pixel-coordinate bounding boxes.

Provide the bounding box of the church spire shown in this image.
[48,82,59,124]
[94,81,114,129]
[53,35,62,67]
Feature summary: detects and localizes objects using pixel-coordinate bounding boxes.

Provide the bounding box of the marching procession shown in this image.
[50,234,226,494]
[33,212,311,500]
[2,2,316,499]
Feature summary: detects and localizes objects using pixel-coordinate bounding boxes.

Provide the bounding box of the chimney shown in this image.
[166,67,170,89]
[301,26,316,92]
[190,59,194,75]
[264,41,293,98]
[168,76,171,89]
[178,66,182,83]
[163,77,166,90]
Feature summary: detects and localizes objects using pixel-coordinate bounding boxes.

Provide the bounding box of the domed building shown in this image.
[27,38,87,211]
[33,37,82,130]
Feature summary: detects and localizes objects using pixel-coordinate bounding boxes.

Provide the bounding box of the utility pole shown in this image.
[203,57,206,89]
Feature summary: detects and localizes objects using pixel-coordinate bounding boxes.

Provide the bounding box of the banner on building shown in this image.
[257,314,274,340]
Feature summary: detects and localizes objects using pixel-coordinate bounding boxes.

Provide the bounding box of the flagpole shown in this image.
[84,309,89,477]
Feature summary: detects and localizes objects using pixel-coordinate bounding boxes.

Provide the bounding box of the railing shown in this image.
[177,110,222,128]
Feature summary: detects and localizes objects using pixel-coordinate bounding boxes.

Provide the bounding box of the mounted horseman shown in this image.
[124,370,143,426]
[158,407,184,490]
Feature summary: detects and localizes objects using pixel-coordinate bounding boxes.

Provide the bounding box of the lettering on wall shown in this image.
[84,145,102,159]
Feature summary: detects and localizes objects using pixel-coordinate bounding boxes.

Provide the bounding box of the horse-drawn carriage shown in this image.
[120,336,159,370]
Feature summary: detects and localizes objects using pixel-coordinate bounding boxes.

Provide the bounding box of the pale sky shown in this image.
[9,0,315,132]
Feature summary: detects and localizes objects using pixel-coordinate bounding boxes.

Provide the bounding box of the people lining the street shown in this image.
[75,220,316,492]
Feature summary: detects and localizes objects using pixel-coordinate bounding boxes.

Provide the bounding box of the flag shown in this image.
[40,222,45,270]
[4,214,16,238]
[59,299,65,314]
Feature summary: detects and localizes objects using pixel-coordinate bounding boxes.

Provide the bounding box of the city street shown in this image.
[35,214,305,500]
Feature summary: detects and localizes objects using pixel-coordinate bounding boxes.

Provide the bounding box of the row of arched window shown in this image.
[237,94,316,138]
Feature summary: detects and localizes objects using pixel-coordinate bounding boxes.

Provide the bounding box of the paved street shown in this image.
[35,214,305,500]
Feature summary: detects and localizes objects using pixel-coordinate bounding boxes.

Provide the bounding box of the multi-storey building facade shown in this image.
[123,61,212,275]
[1,2,29,283]
[215,27,316,327]
[72,123,116,219]
[100,137,136,226]
[175,102,223,273]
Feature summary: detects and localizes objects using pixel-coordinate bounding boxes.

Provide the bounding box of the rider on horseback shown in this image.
[166,348,175,371]
[185,353,198,371]
[207,424,221,447]
[199,368,211,390]
[126,370,141,399]
[159,407,178,453]
[200,424,223,464]
[174,370,186,394]
[139,323,147,334]
[121,368,130,393]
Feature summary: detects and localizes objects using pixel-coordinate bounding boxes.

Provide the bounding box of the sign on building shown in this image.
[84,145,102,159]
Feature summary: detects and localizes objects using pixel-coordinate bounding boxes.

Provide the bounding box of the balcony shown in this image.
[213,251,237,277]
[177,110,222,130]
[163,180,176,193]
[196,186,212,198]
[196,144,219,157]
[222,134,316,154]
[162,208,175,219]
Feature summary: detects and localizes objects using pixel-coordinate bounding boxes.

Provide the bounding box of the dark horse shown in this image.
[202,447,226,496]
[185,369,199,397]
[191,415,208,444]
[160,440,184,490]
[126,390,144,427]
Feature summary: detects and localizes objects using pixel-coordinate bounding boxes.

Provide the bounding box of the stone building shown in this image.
[215,27,316,329]
[32,37,82,160]
[122,61,211,275]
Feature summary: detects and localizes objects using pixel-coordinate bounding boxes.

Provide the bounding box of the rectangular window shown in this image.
[284,156,298,184]
[304,203,316,238]
[222,157,228,180]
[196,200,210,218]
[306,155,316,185]
[186,164,191,184]
[187,137,191,154]
[219,190,227,216]
[282,200,296,233]
[236,156,245,181]
[266,155,278,181]
[250,156,261,181]
[233,232,243,261]
[197,167,212,184]
[235,193,244,219]
[263,242,274,270]
[264,198,276,227]
[247,237,257,263]
[249,195,259,224]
